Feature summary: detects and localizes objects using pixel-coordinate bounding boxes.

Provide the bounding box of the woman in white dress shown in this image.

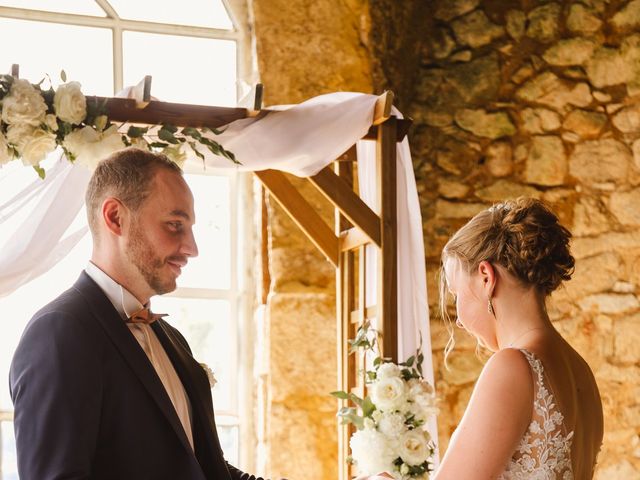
[432,197,603,479]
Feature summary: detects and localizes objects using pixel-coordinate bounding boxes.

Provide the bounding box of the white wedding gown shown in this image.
[498,349,574,480]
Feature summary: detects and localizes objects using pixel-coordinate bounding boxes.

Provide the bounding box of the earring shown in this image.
[456,318,464,328]
[488,297,495,317]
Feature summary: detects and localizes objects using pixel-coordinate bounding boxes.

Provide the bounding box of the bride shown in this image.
[366,197,603,479]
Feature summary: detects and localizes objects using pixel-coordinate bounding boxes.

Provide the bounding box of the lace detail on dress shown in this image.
[498,349,574,480]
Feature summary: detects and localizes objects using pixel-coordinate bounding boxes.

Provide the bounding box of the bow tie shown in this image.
[127,307,167,325]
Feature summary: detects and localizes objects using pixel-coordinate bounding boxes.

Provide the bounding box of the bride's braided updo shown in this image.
[443,197,574,295]
[439,198,574,358]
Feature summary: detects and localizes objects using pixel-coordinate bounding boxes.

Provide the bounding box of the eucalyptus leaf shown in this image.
[60,70,67,82]
[33,165,45,179]
[158,128,179,144]
[330,391,350,400]
[127,125,149,138]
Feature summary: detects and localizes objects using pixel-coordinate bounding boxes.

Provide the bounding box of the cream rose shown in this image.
[6,123,36,151]
[398,430,431,466]
[0,131,13,165]
[20,128,57,166]
[370,376,407,412]
[377,362,402,380]
[162,144,187,168]
[1,79,47,126]
[64,125,125,169]
[377,411,406,438]
[54,81,87,124]
[45,114,59,132]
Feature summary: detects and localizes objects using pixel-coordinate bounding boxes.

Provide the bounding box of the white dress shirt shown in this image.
[85,262,194,449]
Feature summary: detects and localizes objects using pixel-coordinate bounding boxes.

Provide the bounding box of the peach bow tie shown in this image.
[128,307,167,325]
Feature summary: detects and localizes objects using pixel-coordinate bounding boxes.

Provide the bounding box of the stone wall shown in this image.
[406,0,640,477]
[251,1,372,478]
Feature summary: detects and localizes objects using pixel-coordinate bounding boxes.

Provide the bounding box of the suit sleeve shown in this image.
[9,310,102,480]
[226,462,271,480]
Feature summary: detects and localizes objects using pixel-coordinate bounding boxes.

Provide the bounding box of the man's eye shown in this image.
[168,222,183,230]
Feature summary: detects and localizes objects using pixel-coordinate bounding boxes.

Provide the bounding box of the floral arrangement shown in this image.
[0,72,235,178]
[332,323,438,480]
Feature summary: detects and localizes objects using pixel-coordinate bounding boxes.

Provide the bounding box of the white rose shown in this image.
[371,376,407,412]
[398,429,431,466]
[350,428,396,476]
[377,362,402,380]
[162,144,187,168]
[408,379,434,399]
[6,123,36,151]
[378,411,406,438]
[54,81,87,124]
[64,125,125,169]
[21,128,57,166]
[1,79,47,126]
[0,131,13,165]
[45,114,59,132]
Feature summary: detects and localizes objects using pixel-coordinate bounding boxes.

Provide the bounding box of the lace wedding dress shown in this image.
[498,349,574,480]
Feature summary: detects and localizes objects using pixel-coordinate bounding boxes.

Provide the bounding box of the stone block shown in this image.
[586,36,640,89]
[566,252,622,298]
[562,109,607,138]
[428,27,456,60]
[569,139,632,185]
[438,179,470,199]
[435,199,488,219]
[521,108,561,134]
[572,232,640,259]
[526,3,561,43]
[613,103,640,133]
[475,180,541,202]
[486,141,513,177]
[572,195,612,236]
[613,313,640,364]
[434,0,480,21]
[270,246,335,291]
[451,10,504,48]
[517,72,592,112]
[611,0,640,31]
[579,293,640,314]
[506,9,526,40]
[567,4,602,34]
[454,108,516,139]
[447,53,501,104]
[441,351,483,386]
[610,188,640,226]
[523,135,567,186]
[543,38,597,66]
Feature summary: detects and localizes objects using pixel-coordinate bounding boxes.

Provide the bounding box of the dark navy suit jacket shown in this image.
[9,272,262,480]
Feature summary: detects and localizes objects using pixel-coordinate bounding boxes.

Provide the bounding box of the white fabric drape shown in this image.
[0,92,437,451]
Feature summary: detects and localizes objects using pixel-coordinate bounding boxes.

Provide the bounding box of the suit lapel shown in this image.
[152,320,232,480]
[72,273,196,458]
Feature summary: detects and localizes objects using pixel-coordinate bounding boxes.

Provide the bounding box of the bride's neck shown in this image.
[494,287,552,350]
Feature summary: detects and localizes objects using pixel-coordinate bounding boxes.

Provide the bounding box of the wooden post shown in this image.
[377,117,398,363]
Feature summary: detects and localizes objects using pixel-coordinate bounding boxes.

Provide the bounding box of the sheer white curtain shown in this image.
[0,92,436,450]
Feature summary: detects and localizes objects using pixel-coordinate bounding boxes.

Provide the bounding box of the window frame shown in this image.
[0,0,257,474]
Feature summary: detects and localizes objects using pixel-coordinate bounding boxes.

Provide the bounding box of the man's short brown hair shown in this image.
[85,148,182,236]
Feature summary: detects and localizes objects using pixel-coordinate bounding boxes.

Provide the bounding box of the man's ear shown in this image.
[102,197,127,236]
[477,260,497,296]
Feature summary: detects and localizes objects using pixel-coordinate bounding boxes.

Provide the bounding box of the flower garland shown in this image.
[332,323,438,479]
[0,72,235,178]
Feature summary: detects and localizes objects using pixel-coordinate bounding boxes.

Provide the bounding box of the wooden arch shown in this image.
[11,67,411,479]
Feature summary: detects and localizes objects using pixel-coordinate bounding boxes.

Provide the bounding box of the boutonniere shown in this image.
[199,362,217,388]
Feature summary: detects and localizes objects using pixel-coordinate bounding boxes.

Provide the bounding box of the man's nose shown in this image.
[182,229,199,258]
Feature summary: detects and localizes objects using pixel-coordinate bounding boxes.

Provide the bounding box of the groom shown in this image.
[10,148,265,480]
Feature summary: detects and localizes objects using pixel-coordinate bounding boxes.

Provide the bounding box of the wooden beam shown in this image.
[253,83,264,111]
[309,166,381,247]
[255,169,339,267]
[339,227,370,252]
[377,117,398,363]
[373,91,394,126]
[349,306,378,324]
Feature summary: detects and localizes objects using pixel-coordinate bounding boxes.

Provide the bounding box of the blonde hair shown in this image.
[439,197,575,359]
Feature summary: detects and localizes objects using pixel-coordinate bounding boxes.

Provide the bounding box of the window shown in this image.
[0,1,253,478]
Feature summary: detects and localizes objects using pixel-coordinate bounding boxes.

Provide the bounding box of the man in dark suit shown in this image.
[10,148,265,479]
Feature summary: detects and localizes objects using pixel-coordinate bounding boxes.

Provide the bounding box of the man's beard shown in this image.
[126,222,176,295]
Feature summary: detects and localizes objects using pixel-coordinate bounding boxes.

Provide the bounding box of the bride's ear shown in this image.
[477,260,497,296]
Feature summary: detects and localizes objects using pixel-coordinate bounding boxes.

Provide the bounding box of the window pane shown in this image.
[216,422,239,465]
[0,18,113,95]
[151,297,235,412]
[0,0,105,16]
[179,174,231,290]
[108,0,232,29]
[1,421,18,480]
[123,31,236,106]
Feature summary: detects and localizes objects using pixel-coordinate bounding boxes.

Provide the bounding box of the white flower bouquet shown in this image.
[332,323,438,480]
[0,72,235,177]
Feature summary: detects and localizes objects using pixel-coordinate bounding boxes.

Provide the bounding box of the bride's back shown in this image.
[529,331,603,478]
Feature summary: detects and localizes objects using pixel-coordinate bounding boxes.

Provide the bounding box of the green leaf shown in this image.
[60,70,67,82]
[361,396,375,417]
[33,165,45,179]
[373,357,383,367]
[336,407,364,429]
[161,124,178,134]
[121,135,131,147]
[127,125,149,138]
[203,126,227,135]
[402,355,415,367]
[181,127,202,139]
[188,141,205,160]
[149,141,169,148]
[158,127,179,144]
[330,391,350,400]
